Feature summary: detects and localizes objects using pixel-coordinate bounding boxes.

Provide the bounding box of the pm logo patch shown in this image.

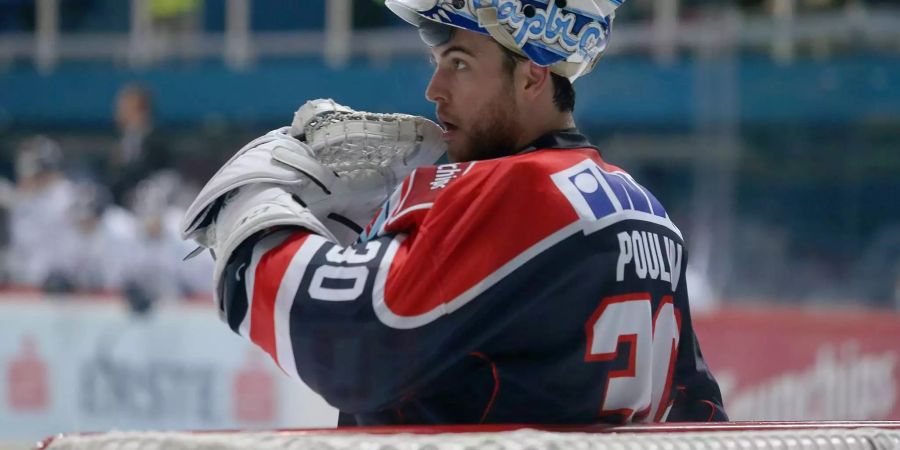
[551,160,667,222]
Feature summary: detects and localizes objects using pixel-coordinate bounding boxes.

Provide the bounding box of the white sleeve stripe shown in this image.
[241,230,293,337]
[273,234,328,380]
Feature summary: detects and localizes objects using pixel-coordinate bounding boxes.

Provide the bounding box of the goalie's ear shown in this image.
[517,61,553,104]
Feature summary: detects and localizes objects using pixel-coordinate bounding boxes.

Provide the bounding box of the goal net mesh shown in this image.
[38,426,900,450]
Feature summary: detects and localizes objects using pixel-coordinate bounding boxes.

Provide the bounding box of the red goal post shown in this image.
[37,421,900,450]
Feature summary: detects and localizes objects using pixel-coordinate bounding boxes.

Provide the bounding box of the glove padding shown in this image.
[181,99,446,277]
[196,183,335,310]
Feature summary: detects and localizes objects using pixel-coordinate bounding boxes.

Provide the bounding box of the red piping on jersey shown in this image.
[701,400,719,422]
[470,352,500,424]
[654,298,680,423]
[654,339,679,422]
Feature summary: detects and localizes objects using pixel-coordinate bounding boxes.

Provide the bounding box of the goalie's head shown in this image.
[385,0,622,83]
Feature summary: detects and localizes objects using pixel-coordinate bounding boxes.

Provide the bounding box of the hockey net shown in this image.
[36,422,900,450]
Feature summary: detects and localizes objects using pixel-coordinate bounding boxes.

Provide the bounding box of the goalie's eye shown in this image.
[451,58,468,70]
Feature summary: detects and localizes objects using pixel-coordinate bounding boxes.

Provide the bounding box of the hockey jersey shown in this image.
[219,130,727,425]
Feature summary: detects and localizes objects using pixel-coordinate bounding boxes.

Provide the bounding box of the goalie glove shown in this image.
[181,99,446,296]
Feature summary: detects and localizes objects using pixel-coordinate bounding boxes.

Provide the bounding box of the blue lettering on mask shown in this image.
[497,1,518,22]
[423,0,611,64]
[471,0,608,61]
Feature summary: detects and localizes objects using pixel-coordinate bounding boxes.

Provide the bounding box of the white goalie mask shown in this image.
[385,0,626,82]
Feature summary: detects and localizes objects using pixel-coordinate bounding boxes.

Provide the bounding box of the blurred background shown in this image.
[0,0,898,448]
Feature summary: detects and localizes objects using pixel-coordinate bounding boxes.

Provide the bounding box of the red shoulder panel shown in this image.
[381,149,601,319]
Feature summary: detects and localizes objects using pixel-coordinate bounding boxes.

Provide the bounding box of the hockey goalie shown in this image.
[182,0,727,426]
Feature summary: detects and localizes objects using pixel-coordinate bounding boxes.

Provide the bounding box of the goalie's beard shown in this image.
[451,87,523,163]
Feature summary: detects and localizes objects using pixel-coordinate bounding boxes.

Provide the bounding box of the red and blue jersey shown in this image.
[219,130,727,425]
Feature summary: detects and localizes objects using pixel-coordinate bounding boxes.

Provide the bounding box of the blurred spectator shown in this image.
[125,173,213,306]
[47,182,138,294]
[107,83,174,206]
[6,136,77,289]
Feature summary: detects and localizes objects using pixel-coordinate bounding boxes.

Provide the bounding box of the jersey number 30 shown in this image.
[585,293,681,422]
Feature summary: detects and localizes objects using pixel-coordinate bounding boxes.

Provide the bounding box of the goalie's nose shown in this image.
[425,66,450,105]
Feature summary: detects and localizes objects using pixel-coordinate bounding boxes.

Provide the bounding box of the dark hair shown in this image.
[500,46,575,113]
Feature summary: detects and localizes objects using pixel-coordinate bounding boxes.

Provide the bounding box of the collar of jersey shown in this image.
[516,128,600,155]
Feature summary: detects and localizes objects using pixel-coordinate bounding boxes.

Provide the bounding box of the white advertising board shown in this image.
[0,297,339,444]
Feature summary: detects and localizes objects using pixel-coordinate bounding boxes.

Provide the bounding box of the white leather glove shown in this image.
[181,99,446,287]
